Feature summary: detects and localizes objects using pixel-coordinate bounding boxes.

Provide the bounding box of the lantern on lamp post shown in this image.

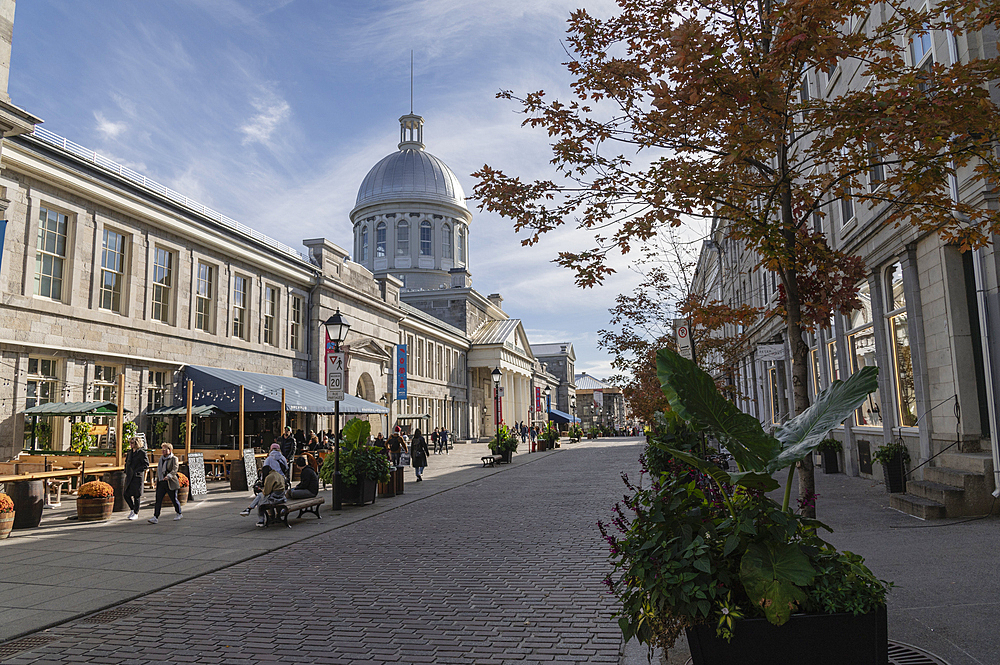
[491,366,502,437]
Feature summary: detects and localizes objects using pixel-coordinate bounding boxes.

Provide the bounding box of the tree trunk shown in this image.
[783,264,816,518]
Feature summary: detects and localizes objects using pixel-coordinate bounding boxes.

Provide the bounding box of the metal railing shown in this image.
[29,126,310,263]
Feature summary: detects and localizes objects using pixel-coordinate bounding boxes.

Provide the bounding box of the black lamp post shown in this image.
[544,385,552,425]
[323,308,351,511]
[491,366,502,438]
[571,396,577,426]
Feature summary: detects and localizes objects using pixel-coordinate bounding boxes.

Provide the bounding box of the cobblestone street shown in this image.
[0,440,641,665]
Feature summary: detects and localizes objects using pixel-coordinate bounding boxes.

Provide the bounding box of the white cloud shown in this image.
[239,90,291,147]
[94,111,127,139]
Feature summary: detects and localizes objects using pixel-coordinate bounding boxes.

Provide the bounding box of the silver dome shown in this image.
[354,148,468,211]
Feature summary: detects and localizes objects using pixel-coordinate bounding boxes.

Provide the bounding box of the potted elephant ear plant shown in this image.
[601,348,889,665]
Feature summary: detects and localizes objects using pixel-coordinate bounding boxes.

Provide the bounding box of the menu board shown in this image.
[187,452,207,496]
[243,448,258,490]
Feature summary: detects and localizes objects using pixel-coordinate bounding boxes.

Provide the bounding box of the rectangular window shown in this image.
[147,370,168,411]
[397,221,409,256]
[376,223,386,258]
[420,222,433,256]
[437,345,443,381]
[263,286,277,346]
[827,340,840,382]
[100,229,125,312]
[867,142,885,190]
[26,358,58,408]
[840,192,855,226]
[889,313,917,427]
[151,248,173,323]
[290,295,303,351]
[92,364,118,402]
[195,263,214,333]
[810,348,821,396]
[35,207,68,300]
[769,366,780,425]
[849,328,882,427]
[232,275,248,340]
[417,339,425,377]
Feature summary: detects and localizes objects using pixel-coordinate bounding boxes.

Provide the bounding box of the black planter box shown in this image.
[337,477,377,506]
[686,605,887,665]
[821,450,840,474]
[882,455,907,493]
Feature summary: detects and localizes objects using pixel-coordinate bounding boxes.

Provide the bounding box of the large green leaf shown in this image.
[341,418,371,451]
[656,348,780,472]
[768,366,879,473]
[740,541,815,625]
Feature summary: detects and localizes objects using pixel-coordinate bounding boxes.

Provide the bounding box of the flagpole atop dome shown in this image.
[410,50,413,114]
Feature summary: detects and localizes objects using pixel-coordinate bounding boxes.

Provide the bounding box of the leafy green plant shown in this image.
[587,426,600,439]
[600,348,889,651]
[538,424,560,448]
[817,438,843,453]
[568,424,583,442]
[319,418,390,486]
[872,440,910,466]
[152,420,167,444]
[179,420,196,447]
[121,421,138,453]
[70,422,96,453]
[489,423,519,454]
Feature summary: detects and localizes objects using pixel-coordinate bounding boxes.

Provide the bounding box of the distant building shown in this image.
[574,373,625,431]
[532,343,577,425]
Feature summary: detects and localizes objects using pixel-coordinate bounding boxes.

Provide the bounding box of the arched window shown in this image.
[458,226,466,263]
[376,222,387,258]
[397,221,409,255]
[360,225,369,262]
[442,223,453,259]
[420,221,433,256]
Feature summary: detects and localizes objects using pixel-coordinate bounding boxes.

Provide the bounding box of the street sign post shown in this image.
[327,352,345,401]
[675,320,695,362]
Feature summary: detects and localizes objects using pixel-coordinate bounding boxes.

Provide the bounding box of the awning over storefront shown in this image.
[147,405,225,417]
[395,414,430,420]
[184,365,388,415]
[548,408,580,424]
[23,401,130,416]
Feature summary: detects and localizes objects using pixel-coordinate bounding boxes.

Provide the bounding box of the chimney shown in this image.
[487,293,503,308]
[450,267,471,289]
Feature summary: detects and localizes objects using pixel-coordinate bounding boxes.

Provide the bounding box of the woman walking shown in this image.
[123,438,148,521]
[410,428,429,482]
[148,442,182,524]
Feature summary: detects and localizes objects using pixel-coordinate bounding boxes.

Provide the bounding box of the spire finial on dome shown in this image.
[399,113,424,150]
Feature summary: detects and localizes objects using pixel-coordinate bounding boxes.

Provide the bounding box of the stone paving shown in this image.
[0,439,642,664]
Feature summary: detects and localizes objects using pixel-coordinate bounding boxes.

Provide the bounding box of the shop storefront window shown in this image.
[847,279,883,427]
[886,262,917,427]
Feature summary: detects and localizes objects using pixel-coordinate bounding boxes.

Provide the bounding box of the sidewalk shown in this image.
[0,441,566,643]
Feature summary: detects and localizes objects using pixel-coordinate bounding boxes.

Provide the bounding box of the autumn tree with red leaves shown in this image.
[474,0,1000,516]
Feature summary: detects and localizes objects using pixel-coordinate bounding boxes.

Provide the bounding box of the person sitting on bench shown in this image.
[287,456,319,499]
[240,465,286,525]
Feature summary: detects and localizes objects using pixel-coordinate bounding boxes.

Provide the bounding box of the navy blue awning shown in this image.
[548,408,579,424]
[183,365,388,415]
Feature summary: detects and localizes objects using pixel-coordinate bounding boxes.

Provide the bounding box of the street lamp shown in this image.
[491,367,502,437]
[322,308,351,511]
[544,385,552,430]
[571,396,577,426]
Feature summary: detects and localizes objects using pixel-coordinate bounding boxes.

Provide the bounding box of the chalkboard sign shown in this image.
[243,448,258,490]
[187,452,208,496]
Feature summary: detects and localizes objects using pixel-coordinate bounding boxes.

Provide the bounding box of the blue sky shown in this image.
[9,0,644,378]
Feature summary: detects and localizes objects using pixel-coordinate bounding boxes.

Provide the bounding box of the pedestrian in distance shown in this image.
[431,427,440,454]
[148,442,182,524]
[123,437,148,521]
[277,426,297,465]
[387,430,407,466]
[410,428,429,481]
[287,457,319,499]
[440,428,449,454]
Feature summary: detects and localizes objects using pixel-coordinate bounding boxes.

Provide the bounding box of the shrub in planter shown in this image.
[488,423,519,459]
[70,421,96,453]
[537,424,560,451]
[873,440,910,493]
[817,438,843,475]
[319,419,391,505]
[600,349,889,661]
[77,481,115,522]
[0,492,14,539]
[568,424,583,443]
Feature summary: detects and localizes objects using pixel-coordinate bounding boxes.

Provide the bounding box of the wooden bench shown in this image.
[481,454,503,468]
[260,496,325,529]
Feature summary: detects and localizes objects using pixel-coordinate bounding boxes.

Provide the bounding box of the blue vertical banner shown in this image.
[396,344,408,400]
[0,220,6,276]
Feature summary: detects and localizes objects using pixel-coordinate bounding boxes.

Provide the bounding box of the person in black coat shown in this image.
[287,457,319,499]
[123,438,149,521]
[410,429,429,482]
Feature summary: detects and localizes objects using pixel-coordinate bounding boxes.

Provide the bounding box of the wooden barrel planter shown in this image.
[0,512,14,539]
[177,486,189,505]
[76,496,114,522]
[9,479,44,529]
